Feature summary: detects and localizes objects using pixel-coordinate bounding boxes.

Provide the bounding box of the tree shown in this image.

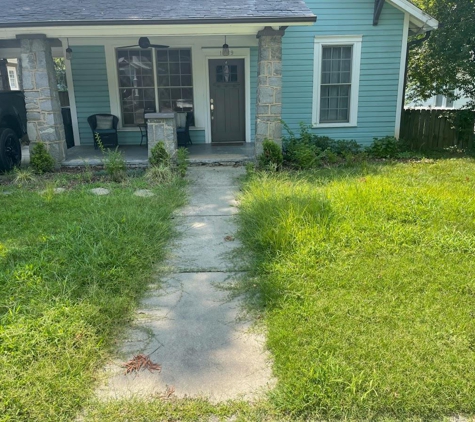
[408,0,475,109]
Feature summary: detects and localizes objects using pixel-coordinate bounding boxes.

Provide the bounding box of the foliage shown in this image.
[54,58,67,92]
[365,136,404,158]
[12,168,36,186]
[282,122,362,168]
[237,159,475,419]
[408,0,475,110]
[257,139,284,170]
[149,142,170,167]
[94,133,126,182]
[176,147,189,177]
[30,142,55,174]
[144,165,175,185]
[0,173,185,420]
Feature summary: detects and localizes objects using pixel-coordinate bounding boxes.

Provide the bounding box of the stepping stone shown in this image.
[2,191,12,195]
[90,188,110,196]
[54,188,66,194]
[134,189,154,197]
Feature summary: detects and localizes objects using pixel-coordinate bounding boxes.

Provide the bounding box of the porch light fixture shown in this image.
[222,36,229,56]
[65,38,73,61]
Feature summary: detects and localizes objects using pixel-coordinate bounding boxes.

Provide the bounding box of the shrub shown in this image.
[30,142,55,174]
[282,122,362,169]
[149,142,170,167]
[366,136,402,159]
[176,147,189,177]
[257,139,283,170]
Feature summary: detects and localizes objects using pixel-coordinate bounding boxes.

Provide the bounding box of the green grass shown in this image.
[237,159,475,420]
[0,172,185,421]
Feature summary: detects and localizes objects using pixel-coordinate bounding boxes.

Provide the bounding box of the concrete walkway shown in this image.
[99,167,273,401]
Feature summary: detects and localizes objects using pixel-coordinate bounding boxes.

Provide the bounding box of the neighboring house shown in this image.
[407,89,472,109]
[0,0,437,164]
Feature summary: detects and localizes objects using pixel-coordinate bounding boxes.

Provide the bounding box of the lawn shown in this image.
[237,159,475,420]
[0,171,185,421]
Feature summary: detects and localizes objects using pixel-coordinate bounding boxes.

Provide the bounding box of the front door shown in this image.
[209,59,245,143]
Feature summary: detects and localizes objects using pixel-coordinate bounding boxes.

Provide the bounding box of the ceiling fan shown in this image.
[119,37,169,49]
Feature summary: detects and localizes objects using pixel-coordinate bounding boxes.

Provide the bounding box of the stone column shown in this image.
[255,26,285,156]
[146,113,177,159]
[19,35,66,165]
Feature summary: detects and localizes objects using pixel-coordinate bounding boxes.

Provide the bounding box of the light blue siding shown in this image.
[70,46,111,146]
[190,129,205,144]
[282,0,405,145]
[250,47,258,142]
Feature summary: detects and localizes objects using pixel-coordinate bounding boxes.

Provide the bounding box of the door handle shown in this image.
[210,99,214,120]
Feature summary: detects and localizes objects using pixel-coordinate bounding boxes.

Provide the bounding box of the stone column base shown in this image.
[146,113,177,160]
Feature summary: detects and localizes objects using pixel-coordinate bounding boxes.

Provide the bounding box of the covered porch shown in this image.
[0,1,316,165]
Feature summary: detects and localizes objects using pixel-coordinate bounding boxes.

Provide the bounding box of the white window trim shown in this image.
[312,35,362,128]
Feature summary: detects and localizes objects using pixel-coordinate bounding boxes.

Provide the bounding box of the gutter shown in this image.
[0,16,317,29]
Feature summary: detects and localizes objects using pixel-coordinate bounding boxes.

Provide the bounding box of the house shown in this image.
[0,0,438,164]
[407,89,472,110]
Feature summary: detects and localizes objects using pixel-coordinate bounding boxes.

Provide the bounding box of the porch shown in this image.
[58,143,255,167]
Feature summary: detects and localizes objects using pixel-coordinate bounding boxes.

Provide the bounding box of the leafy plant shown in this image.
[282,122,362,169]
[365,136,402,159]
[30,142,55,174]
[149,142,170,167]
[94,133,127,182]
[257,139,283,171]
[176,147,189,177]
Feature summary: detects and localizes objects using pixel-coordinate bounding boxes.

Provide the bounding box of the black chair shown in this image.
[177,112,193,147]
[138,107,156,146]
[87,114,119,149]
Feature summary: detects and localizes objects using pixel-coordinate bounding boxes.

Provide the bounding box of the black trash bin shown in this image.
[61,107,75,149]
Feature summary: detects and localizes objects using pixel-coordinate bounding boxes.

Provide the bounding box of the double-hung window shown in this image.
[117,48,194,127]
[313,36,362,127]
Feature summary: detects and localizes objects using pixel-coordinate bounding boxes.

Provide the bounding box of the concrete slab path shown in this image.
[99,167,273,402]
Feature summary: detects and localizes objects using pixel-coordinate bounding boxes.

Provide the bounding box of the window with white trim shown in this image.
[313,36,362,128]
[117,48,193,127]
[8,68,18,90]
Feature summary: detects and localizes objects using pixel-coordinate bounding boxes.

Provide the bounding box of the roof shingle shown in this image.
[0,0,315,26]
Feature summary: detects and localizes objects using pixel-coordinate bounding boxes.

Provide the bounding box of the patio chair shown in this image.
[87,114,119,149]
[177,111,193,147]
[138,106,156,146]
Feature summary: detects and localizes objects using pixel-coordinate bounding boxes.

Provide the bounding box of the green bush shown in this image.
[366,136,402,158]
[149,142,170,167]
[30,142,55,174]
[258,139,283,170]
[282,122,362,169]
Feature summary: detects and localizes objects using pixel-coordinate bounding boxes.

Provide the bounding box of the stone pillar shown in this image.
[146,113,177,159]
[255,26,285,156]
[19,35,66,165]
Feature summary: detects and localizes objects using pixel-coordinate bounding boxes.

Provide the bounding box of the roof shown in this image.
[387,0,439,32]
[0,0,316,27]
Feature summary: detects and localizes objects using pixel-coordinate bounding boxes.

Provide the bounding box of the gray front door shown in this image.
[209,59,245,143]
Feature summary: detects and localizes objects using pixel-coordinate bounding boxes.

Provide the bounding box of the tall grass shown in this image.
[0,178,185,421]
[237,160,475,420]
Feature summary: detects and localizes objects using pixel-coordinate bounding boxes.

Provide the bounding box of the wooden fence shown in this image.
[400,109,475,150]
